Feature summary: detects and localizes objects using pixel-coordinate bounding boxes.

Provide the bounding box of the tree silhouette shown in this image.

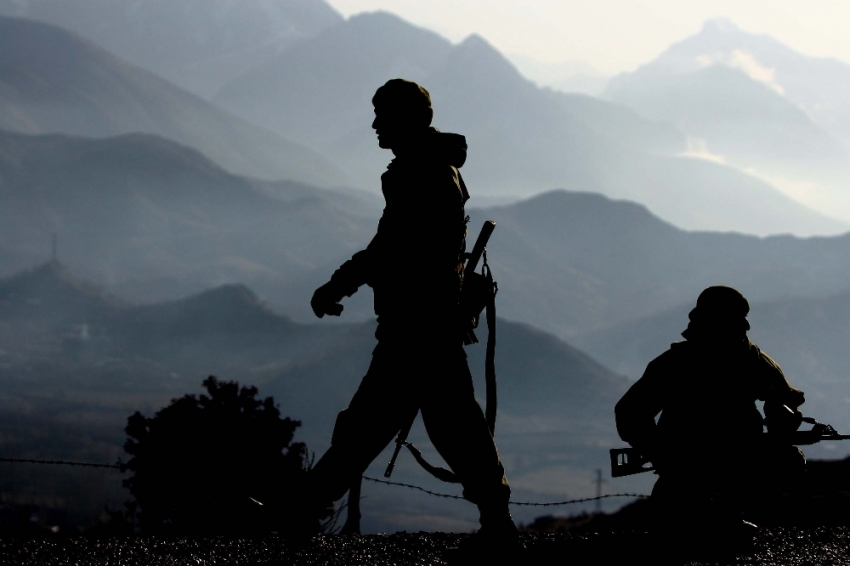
[122,376,326,534]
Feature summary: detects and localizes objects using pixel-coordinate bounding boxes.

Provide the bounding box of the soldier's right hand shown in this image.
[311,283,344,318]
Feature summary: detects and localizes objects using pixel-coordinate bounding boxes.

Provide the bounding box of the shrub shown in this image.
[122,376,323,534]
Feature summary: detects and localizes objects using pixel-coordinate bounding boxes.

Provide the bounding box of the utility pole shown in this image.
[595,468,604,514]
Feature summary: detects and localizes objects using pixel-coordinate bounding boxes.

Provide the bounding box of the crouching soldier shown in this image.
[615,286,806,540]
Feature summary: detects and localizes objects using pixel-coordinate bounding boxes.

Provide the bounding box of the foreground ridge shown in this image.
[1,529,849,565]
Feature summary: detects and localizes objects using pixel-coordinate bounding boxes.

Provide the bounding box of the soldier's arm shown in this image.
[328,223,385,296]
[310,211,388,317]
[614,357,667,455]
[760,352,805,434]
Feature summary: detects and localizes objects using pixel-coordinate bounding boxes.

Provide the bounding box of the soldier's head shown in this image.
[372,79,433,152]
[682,286,750,344]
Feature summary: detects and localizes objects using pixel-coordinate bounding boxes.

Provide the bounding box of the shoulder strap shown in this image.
[483,252,498,434]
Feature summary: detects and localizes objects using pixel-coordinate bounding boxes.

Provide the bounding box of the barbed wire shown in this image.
[362,475,466,500]
[362,475,647,506]
[0,458,648,507]
[0,457,121,469]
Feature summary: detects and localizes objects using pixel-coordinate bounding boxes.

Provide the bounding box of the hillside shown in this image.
[0,16,346,186]
[0,0,343,98]
[0,129,376,315]
[213,12,842,236]
[605,17,850,150]
[0,263,630,532]
[606,18,850,220]
[6,132,850,340]
[476,190,850,338]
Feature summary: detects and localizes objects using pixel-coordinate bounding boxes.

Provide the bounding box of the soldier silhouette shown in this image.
[615,286,806,541]
[307,79,516,548]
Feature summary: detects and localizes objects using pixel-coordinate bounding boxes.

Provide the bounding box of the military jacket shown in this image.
[615,339,804,466]
[329,130,469,337]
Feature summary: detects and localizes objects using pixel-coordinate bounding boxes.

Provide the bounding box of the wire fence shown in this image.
[0,457,648,507]
[361,475,647,506]
[0,457,121,469]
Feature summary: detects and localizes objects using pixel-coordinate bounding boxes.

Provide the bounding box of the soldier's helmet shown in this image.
[686,285,750,336]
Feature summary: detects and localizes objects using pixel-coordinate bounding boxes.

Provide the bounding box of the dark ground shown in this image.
[1,528,849,565]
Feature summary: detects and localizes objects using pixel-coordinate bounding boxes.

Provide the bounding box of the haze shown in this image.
[328,0,850,78]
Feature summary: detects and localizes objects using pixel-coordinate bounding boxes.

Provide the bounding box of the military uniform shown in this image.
[616,339,805,483]
[308,128,511,524]
[615,287,806,522]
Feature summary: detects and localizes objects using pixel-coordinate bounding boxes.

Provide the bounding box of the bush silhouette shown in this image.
[123,376,325,534]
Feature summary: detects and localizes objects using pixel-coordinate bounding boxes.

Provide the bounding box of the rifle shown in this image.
[610,416,850,478]
[384,220,497,479]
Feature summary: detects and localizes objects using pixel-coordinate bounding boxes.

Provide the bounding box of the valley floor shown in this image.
[0,528,848,565]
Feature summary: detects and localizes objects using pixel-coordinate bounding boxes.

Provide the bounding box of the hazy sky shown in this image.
[326,0,850,76]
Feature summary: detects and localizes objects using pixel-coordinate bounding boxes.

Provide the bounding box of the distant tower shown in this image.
[51,233,57,263]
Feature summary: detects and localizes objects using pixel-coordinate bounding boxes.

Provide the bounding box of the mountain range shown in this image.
[0,8,844,235]
[0,16,346,186]
[8,126,850,339]
[211,11,841,236]
[0,0,344,98]
[0,128,379,314]
[477,189,850,338]
[607,18,850,149]
[606,18,850,221]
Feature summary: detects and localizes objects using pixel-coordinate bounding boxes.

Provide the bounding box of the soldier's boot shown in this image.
[277,478,332,549]
[449,505,521,563]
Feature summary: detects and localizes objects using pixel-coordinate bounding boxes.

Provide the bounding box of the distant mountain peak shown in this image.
[456,33,506,59]
[701,17,741,35]
[444,32,528,86]
[347,9,406,25]
[182,284,262,309]
[459,33,490,48]
[345,9,446,40]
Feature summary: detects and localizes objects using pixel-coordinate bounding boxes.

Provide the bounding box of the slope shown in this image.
[0,16,346,186]
[474,190,850,337]
[606,17,850,149]
[0,0,343,98]
[0,129,375,312]
[605,18,850,220]
[0,263,631,531]
[215,12,843,235]
[7,131,850,341]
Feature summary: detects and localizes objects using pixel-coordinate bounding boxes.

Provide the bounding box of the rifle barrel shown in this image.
[466,221,495,274]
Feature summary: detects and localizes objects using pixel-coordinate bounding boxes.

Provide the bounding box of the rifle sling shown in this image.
[401,262,498,485]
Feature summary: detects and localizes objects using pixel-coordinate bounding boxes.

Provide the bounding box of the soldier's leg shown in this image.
[417,346,512,528]
[309,345,417,508]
